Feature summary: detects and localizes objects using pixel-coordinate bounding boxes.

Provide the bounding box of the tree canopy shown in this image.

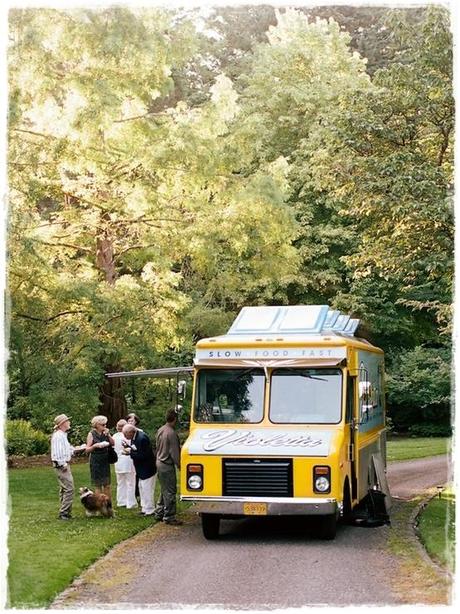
[7,5,453,435]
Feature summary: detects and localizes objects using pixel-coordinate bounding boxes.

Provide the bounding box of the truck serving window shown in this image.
[270,368,342,424]
[195,369,265,423]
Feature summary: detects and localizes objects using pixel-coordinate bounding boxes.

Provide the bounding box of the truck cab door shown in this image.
[346,374,358,501]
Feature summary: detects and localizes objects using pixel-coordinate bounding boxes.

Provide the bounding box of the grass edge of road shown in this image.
[387,489,453,605]
[386,436,450,462]
[7,464,185,608]
[416,485,455,571]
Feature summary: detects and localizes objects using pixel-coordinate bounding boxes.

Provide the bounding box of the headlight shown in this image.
[315,476,330,492]
[188,475,203,490]
[313,465,331,494]
[186,463,204,491]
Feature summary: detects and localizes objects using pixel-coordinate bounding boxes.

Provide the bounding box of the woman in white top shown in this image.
[113,419,137,509]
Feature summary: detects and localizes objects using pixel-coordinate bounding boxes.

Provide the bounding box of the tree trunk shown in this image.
[96,234,116,285]
[95,223,126,425]
[99,368,127,427]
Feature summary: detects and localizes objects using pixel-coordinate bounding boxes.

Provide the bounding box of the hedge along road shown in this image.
[52,455,451,609]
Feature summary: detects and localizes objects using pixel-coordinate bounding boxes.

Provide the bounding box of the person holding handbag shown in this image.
[86,415,114,501]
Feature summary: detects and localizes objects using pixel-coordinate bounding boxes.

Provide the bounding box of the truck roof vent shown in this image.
[227,306,360,337]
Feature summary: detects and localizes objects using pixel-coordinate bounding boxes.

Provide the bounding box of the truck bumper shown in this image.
[180,496,339,516]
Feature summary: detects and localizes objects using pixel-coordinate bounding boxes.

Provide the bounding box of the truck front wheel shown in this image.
[201,513,220,540]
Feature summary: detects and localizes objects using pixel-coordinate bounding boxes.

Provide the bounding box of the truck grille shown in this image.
[223,458,293,497]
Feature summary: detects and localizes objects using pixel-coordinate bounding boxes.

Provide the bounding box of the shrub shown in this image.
[386,346,452,433]
[6,420,50,456]
[408,423,452,438]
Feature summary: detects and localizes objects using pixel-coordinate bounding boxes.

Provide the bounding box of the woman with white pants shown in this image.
[113,419,137,509]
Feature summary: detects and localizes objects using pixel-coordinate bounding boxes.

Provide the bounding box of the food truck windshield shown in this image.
[195,368,265,423]
[270,368,342,424]
[194,367,343,425]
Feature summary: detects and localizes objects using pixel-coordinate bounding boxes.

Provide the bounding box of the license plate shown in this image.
[243,502,267,515]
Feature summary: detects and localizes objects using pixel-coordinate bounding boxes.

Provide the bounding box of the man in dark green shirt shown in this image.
[154,409,182,525]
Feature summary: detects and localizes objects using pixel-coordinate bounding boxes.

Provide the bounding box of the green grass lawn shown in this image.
[7,463,183,608]
[418,486,455,572]
[6,437,452,607]
[386,437,450,462]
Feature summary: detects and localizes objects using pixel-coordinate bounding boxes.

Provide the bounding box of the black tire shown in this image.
[341,481,352,524]
[201,513,220,540]
[319,513,337,540]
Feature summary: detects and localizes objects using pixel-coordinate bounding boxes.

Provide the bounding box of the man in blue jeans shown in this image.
[154,409,182,525]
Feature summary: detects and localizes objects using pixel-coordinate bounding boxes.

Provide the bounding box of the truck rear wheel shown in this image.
[319,513,337,540]
[201,513,220,540]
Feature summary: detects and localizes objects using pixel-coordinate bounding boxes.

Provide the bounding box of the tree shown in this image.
[8,5,454,437]
[8,7,298,427]
[386,346,451,435]
[302,6,453,340]
[231,9,371,307]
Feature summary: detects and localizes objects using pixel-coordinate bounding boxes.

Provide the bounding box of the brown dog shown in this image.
[79,486,113,518]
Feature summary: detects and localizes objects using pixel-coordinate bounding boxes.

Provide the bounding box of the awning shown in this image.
[105,366,193,379]
[106,358,345,379]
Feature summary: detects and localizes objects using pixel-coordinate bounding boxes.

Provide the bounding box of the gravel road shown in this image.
[387,454,451,499]
[53,455,451,609]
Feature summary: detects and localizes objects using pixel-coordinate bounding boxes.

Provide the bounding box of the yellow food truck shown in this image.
[107,304,390,540]
[180,305,390,539]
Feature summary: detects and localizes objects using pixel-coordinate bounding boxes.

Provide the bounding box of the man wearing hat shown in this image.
[51,414,85,520]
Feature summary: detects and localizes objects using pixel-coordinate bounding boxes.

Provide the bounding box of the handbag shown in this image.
[108,445,118,464]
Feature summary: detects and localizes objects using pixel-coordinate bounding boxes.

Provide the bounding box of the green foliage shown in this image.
[7,5,454,435]
[231,9,372,310]
[8,7,298,426]
[303,6,426,75]
[386,346,451,433]
[408,423,452,438]
[6,419,50,456]
[238,8,371,163]
[303,6,453,338]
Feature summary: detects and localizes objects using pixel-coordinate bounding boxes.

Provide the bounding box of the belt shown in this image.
[52,461,68,469]
[157,459,174,466]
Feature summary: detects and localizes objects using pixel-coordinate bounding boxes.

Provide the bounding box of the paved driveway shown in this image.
[52,455,451,609]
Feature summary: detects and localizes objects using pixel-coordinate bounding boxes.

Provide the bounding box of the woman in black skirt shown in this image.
[86,415,115,500]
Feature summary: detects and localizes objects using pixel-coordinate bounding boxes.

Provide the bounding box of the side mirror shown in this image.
[177,380,187,401]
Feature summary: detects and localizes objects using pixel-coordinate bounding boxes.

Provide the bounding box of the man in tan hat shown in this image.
[51,414,85,520]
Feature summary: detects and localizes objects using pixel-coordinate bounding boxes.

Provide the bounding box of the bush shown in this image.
[6,420,50,456]
[408,423,452,438]
[386,346,452,433]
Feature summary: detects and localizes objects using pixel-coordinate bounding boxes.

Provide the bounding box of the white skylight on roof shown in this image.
[278,305,325,331]
[230,306,281,332]
[227,306,360,337]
